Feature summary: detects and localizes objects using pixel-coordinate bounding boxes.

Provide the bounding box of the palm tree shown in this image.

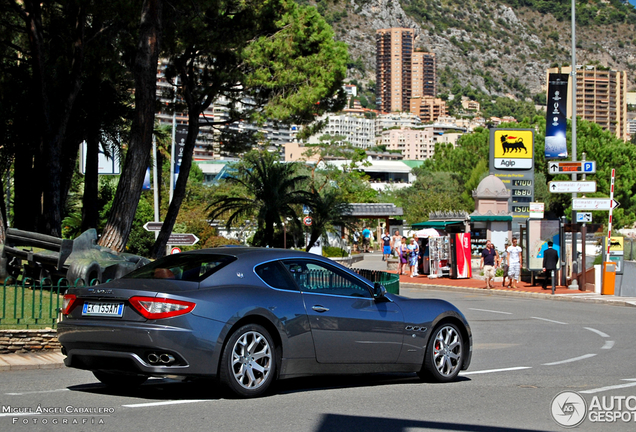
[305,189,354,252]
[208,150,311,247]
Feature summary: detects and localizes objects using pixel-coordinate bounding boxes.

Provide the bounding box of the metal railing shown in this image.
[0,277,97,329]
[353,269,400,295]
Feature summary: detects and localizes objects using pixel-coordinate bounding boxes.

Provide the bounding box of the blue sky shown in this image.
[630,0,636,7]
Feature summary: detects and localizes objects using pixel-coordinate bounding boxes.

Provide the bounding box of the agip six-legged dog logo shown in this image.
[500,134,528,155]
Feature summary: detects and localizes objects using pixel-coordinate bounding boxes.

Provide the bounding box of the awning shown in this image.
[470,215,513,222]
[414,228,440,238]
[412,220,465,229]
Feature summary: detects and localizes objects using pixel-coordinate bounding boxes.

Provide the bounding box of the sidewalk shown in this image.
[352,252,636,307]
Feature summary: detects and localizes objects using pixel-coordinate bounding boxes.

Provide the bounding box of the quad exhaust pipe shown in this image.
[147,352,176,365]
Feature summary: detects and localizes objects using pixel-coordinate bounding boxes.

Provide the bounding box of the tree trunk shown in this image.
[12,150,38,231]
[81,133,100,231]
[150,99,199,258]
[98,0,162,252]
[23,0,86,236]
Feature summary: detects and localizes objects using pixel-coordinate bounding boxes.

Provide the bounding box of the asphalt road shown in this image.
[1,287,636,432]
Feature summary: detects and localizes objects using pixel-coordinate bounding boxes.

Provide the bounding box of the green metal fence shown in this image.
[0,277,93,329]
[353,269,400,295]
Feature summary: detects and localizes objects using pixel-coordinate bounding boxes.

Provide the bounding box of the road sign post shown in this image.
[548,161,596,174]
[571,198,620,211]
[167,233,199,246]
[576,212,592,223]
[607,169,616,256]
[143,221,164,231]
[548,181,596,193]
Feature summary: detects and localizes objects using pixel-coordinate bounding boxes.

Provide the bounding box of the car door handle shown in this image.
[312,305,329,313]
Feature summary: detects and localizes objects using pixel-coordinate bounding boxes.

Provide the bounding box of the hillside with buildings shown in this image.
[317,0,636,100]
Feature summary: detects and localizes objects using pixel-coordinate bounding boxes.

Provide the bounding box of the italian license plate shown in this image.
[82,302,124,317]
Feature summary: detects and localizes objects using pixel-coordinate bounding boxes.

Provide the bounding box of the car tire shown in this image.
[219,324,276,398]
[418,323,464,383]
[93,371,148,388]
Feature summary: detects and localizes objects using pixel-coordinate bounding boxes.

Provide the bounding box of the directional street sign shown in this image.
[548,181,597,193]
[572,198,620,211]
[143,221,163,231]
[548,161,596,174]
[167,233,199,246]
[576,212,593,223]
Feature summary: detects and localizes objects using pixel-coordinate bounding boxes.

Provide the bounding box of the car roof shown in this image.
[180,246,326,261]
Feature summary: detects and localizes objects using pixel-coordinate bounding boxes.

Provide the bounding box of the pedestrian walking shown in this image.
[542,241,559,293]
[361,226,371,253]
[506,237,523,289]
[398,237,409,275]
[412,233,421,276]
[391,230,402,258]
[381,230,392,261]
[352,229,359,252]
[407,238,419,278]
[480,240,498,289]
[500,241,510,287]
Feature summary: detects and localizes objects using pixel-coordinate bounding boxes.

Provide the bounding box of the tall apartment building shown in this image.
[410,96,448,123]
[412,51,436,98]
[376,28,413,113]
[376,29,438,120]
[547,66,628,141]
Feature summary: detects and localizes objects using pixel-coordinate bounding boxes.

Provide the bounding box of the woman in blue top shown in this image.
[407,238,419,278]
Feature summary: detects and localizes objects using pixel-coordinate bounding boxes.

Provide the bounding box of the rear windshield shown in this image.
[123,254,236,283]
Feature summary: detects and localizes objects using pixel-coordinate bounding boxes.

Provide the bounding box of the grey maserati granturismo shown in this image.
[58,247,472,397]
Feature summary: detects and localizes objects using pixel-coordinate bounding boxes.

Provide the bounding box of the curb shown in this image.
[399,282,636,308]
[0,351,65,372]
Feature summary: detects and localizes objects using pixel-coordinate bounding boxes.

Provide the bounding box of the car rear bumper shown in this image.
[57,315,225,377]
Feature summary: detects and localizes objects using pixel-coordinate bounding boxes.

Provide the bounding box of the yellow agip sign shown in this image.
[609,236,624,253]
[492,129,534,170]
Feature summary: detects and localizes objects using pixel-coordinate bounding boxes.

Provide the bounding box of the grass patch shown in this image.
[0,281,64,329]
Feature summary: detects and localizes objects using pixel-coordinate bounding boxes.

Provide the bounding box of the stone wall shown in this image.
[0,329,60,354]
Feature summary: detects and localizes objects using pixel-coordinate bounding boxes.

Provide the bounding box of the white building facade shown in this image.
[307,113,376,148]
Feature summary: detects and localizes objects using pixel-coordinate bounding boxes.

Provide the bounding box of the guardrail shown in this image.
[353,268,400,295]
[0,277,97,329]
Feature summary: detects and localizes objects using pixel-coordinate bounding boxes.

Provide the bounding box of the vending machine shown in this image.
[428,236,450,278]
[450,232,472,279]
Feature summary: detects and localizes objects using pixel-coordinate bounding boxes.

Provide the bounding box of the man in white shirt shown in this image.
[506,237,523,289]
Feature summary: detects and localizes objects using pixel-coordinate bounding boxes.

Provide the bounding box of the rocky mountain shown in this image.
[315,0,636,101]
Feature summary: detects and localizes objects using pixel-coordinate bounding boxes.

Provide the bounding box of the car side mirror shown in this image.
[373,282,387,300]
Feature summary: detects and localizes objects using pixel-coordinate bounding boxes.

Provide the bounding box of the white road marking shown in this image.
[543,353,597,366]
[5,388,70,396]
[602,341,615,350]
[122,400,209,408]
[531,316,567,325]
[581,379,636,394]
[468,308,513,315]
[461,366,532,375]
[585,327,610,338]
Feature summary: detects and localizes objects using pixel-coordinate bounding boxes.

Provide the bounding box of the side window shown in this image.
[255,261,298,291]
[282,260,372,298]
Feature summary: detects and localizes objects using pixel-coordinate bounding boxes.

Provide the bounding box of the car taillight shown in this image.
[62,294,77,315]
[129,296,196,319]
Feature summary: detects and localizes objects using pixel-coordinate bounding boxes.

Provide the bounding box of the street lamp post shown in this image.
[569,0,579,290]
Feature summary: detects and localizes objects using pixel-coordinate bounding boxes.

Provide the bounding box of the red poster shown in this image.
[455,233,472,279]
